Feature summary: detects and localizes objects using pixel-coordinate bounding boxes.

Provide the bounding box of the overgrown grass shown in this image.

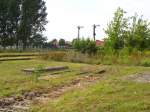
[31,66,150,112]
[0,53,39,58]
[0,57,149,112]
[39,50,150,67]
[0,60,87,97]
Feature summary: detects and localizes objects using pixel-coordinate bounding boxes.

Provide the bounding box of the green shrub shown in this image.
[73,38,98,55]
[141,61,150,67]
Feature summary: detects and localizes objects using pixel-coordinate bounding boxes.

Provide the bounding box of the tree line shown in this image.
[73,8,150,55]
[0,0,47,50]
[105,7,150,52]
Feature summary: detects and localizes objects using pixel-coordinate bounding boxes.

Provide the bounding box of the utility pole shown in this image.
[93,24,100,41]
[77,26,84,40]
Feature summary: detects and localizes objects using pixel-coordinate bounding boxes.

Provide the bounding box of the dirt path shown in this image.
[0,75,102,112]
[125,72,150,83]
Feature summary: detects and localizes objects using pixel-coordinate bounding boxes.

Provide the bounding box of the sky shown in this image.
[45,0,150,41]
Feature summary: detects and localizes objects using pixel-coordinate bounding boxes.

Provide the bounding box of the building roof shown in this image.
[96,40,105,46]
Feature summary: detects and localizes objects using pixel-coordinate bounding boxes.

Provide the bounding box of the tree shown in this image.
[0,0,48,50]
[0,0,21,48]
[105,8,150,52]
[31,34,47,48]
[105,7,128,50]
[127,14,150,51]
[0,0,9,48]
[8,0,21,47]
[59,39,65,46]
[18,0,47,50]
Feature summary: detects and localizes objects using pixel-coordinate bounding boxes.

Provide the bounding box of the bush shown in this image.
[73,38,98,55]
[141,61,150,67]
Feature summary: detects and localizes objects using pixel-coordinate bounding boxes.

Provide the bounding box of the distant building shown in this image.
[96,40,105,46]
[59,41,72,48]
[65,41,72,46]
[50,39,59,48]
